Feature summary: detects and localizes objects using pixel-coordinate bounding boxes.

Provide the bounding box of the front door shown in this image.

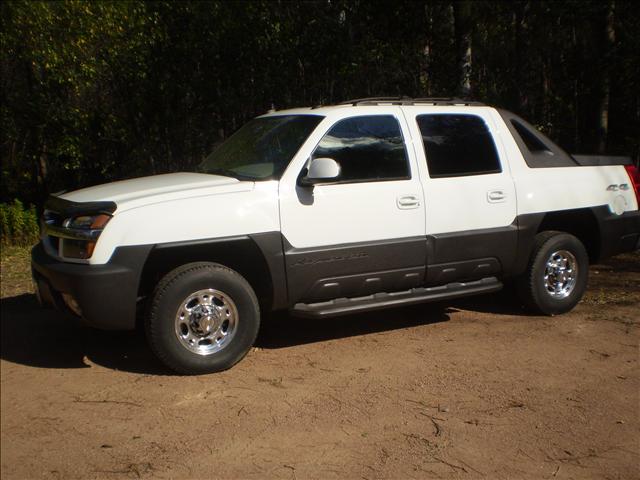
[279,109,427,304]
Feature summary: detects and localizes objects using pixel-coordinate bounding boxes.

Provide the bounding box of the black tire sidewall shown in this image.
[529,234,589,315]
[148,264,260,374]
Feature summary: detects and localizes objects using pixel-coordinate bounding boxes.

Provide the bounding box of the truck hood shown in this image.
[60,172,253,212]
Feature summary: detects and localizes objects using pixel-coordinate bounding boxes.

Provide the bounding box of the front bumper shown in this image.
[31,243,152,330]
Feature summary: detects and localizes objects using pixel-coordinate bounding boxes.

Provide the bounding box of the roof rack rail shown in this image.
[336,97,485,106]
[337,96,410,105]
[411,97,485,106]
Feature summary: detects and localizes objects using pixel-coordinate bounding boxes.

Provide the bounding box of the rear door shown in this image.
[402,106,518,284]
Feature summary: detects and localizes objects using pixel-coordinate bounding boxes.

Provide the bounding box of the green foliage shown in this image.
[1,0,639,207]
[0,200,40,247]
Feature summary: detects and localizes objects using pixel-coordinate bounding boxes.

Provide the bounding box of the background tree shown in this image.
[1,0,639,207]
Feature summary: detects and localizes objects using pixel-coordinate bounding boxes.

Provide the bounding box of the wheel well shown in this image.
[138,238,274,311]
[537,208,601,262]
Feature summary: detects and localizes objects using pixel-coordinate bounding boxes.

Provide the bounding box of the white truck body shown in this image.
[56,104,636,264]
[31,98,640,373]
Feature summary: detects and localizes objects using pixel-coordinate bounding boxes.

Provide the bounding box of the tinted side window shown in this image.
[312,115,409,182]
[511,120,551,153]
[417,114,501,178]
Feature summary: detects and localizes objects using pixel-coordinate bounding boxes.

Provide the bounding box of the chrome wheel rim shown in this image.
[174,288,238,355]
[543,250,578,299]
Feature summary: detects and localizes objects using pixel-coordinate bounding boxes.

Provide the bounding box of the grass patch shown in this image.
[0,200,40,247]
[1,245,34,298]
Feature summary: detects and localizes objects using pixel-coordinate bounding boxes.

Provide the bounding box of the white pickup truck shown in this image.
[32,98,640,374]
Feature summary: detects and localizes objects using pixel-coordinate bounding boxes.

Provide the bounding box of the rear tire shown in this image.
[146,262,260,374]
[517,231,589,315]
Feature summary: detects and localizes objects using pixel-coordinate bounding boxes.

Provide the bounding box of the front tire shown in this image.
[517,231,589,315]
[146,262,260,374]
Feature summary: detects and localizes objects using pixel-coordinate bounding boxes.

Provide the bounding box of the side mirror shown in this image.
[299,158,341,186]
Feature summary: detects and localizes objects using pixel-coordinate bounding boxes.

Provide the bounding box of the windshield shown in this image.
[198,115,324,180]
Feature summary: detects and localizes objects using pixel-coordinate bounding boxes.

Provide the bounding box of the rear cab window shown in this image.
[497,110,577,168]
[510,119,552,153]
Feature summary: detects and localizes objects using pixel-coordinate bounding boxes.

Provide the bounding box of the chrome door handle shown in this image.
[487,190,506,203]
[397,195,420,209]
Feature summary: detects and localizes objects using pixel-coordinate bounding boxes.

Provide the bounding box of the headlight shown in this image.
[66,214,111,230]
[60,214,112,259]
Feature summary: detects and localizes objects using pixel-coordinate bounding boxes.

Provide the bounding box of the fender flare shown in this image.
[138,233,287,311]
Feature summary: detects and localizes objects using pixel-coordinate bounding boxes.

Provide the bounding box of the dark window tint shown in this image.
[417,114,501,177]
[511,120,552,153]
[312,115,409,182]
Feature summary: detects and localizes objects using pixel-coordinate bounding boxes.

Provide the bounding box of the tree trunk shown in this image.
[542,58,550,130]
[37,140,48,199]
[421,3,434,96]
[513,1,529,109]
[598,1,615,153]
[453,0,472,97]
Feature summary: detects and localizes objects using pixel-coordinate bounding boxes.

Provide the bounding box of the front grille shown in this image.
[48,236,60,252]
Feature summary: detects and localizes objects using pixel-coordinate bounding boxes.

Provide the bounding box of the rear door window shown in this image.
[416,114,501,178]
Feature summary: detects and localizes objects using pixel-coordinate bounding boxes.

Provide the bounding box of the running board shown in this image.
[291,277,503,319]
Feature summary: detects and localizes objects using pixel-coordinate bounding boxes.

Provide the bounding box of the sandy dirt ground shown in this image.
[1,248,639,479]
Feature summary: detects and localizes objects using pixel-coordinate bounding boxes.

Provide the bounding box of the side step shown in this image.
[291,277,503,319]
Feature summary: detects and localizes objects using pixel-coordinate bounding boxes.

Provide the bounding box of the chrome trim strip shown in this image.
[45,224,102,241]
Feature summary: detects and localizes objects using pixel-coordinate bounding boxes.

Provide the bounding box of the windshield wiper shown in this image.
[200,167,255,181]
